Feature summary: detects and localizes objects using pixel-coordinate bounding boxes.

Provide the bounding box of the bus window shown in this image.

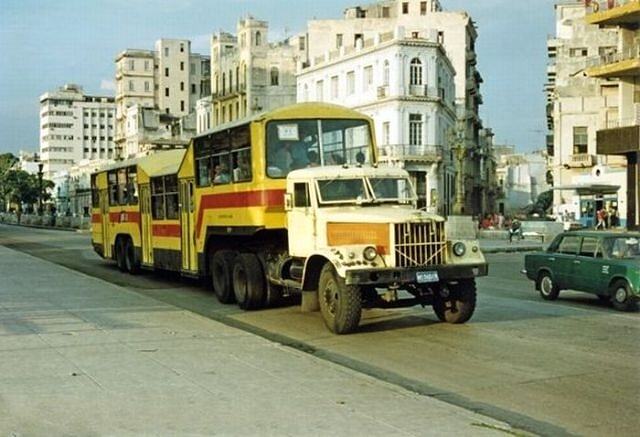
[126,166,138,205]
[212,153,231,184]
[266,119,372,178]
[117,169,127,205]
[108,171,118,205]
[165,175,179,220]
[232,148,251,182]
[151,177,165,220]
[197,156,211,187]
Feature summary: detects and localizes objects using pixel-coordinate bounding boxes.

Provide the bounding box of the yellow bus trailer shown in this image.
[92,102,487,334]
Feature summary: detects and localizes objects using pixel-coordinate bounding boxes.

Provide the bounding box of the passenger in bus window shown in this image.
[233,153,251,182]
[213,161,231,184]
[306,150,319,167]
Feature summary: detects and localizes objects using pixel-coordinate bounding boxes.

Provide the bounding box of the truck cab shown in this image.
[284,164,488,333]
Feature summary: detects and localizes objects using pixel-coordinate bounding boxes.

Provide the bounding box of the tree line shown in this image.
[0,153,54,214]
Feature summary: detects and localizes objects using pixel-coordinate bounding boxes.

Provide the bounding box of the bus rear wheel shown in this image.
[211,250,236,304]
[232,253,266,310]
[115,237,126,272]
[124,238,139,274]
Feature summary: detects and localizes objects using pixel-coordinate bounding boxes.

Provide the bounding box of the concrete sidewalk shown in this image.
[0,245,512,436]
[479,238,545,254]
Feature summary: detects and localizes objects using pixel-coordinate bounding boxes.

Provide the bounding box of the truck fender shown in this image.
[301,251,344,292]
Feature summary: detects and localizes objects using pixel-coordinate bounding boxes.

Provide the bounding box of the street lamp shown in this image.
[37,162,44,216]
[448,120,467,215]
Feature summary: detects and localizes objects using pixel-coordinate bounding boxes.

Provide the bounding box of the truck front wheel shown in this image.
[432,279,477,324]
[318,263,361,334]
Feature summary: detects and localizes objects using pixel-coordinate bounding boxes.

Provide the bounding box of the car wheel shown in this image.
[610,280,637,312]
[538,271,559,301]
[432,279,476,324]
[318,263,362,334]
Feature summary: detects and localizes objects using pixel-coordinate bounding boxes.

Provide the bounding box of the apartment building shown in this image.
[197,17,297,132]
[39,84,116,178]
[585,0,640,229]
[115,39,210,157]
[297,26,457,213]
[298,0,489,216]
[547,1,628,227]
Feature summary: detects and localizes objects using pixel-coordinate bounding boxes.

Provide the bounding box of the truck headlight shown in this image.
[453,242,466,257]
[363,246,378,261]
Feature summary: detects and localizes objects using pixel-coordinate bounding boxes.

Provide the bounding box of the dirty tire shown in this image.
[432,279,476,324]
[232,253,266,310]
[124,238,140,274]
[538,271,559,301]
[610,280,637,312]
[115,237,126,272]
[211,250,236,304]
[318,263,362,334]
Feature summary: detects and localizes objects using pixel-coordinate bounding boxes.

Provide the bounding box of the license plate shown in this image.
[416,271,439,283]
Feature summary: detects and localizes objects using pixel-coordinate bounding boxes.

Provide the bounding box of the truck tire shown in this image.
[124,238,140,274]
[610,280,637,312]
[538,271,559,301]
[433,279,476,324]
[318,263,361,334]
[211,250,236,304]
[232,253,266,310]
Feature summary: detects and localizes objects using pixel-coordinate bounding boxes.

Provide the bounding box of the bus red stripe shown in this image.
[152,224,181,238]
[108,211,141,224]
[91,213,102,224]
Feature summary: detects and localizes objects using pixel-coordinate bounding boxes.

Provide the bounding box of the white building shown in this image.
[195,17,298,133]
[297,26,456,213]
[14,151,41,175]
[115,39,210,157]
[39,84,116,178]
[547,1,628,227]
[298,0,488,215]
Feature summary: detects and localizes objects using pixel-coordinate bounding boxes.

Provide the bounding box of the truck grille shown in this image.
[394,222,446,267]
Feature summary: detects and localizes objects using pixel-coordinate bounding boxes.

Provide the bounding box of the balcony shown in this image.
[407,85,441,100]
[586,0,640,26]
[377,144,443,163]
[586,46,640,78]
[211,83,247,101]
[566,153,596,168]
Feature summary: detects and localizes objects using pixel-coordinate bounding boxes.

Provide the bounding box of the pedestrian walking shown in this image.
[595,208,606,230]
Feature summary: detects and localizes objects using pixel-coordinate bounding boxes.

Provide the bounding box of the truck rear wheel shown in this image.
[211,250,236,304]
[232,253,265,310]
[432,279,476,324]
[318,263,361,334]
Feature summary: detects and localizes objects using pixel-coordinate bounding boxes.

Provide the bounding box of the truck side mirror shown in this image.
[284,193,293,211]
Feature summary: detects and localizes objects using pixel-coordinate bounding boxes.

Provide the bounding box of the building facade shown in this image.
[39,84,116,178]
[298,0,488,216]
[198,17,298,132]
[297,26,457,213]
[115,39,210,157]
[547,1,628,227]
[585,0,640,230]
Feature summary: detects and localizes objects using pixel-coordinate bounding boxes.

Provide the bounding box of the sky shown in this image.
[0,0,556,155]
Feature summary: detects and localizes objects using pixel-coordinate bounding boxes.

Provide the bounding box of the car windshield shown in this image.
[266,119,372,178]
[603,237,640,259]
[316,178,369,204]
[368,177,415,204]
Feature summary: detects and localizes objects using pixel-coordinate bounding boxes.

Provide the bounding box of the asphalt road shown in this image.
[1,224,638,436]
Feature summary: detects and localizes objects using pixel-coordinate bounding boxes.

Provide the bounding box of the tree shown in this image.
[0,169,53,214]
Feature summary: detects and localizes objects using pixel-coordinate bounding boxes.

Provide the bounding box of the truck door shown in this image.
[286,182,316,255]
[180,178,196,272]
[139,184,153,265]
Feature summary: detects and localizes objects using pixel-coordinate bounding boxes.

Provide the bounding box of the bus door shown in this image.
[100,189,111,258]
[139,184,153,265]
[180,178,196,272]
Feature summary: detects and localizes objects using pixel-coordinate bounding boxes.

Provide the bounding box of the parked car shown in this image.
[523,231,640,311]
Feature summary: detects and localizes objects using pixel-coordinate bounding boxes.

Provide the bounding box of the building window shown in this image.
[164,47,169,57]
[354,33,363,47]
[165,67,169,77]
[165,88,169,97]
[573,127,588,154]
[420,1,427,15]
[382,122,390,145]
[383,60,390,86]
[144,60,149,71]
[180,61,184,71]
[336,34,343,49]
[316,80,324,100]
[382,6,390,17]
[570,47,588,57]
[255,31,262,46]
[347,71,355,95]
[181,100,185,112]
[128,60,135,70]
[128,81,134,92]
[270,67,279,86]
[409,113,423,146]
[180,81,184,91]
[191,63,196,74]
[363,65,373,91]
[145,81,150,92]
[180,43,184,52]
[191,84,196,94]
[331,76,339,99]
[299,36,305,51]
[410,58,423,85]
[402,2,409,14]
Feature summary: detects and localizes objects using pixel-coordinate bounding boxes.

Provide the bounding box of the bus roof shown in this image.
[97,149,186,178]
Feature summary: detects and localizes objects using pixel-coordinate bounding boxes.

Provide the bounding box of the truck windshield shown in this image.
[316,178,370,204]
[266,119,372,178]
[368,177,415,204]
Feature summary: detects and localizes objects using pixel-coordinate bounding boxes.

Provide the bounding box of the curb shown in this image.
[0,222,89,233]
[481,245,543,254]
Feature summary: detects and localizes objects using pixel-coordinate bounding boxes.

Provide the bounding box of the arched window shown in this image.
[255,31,262,46]
[270,67,279,86]
[410,58,423,86]
[383,60,390,86]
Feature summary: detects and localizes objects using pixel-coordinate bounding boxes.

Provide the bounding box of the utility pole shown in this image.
[37,162,44,216]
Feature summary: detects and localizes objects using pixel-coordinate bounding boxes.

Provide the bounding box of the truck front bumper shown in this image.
[345,263,488,286]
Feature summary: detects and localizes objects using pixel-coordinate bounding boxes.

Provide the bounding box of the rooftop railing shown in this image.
[378,144,443,162]
[586,46,640,68]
